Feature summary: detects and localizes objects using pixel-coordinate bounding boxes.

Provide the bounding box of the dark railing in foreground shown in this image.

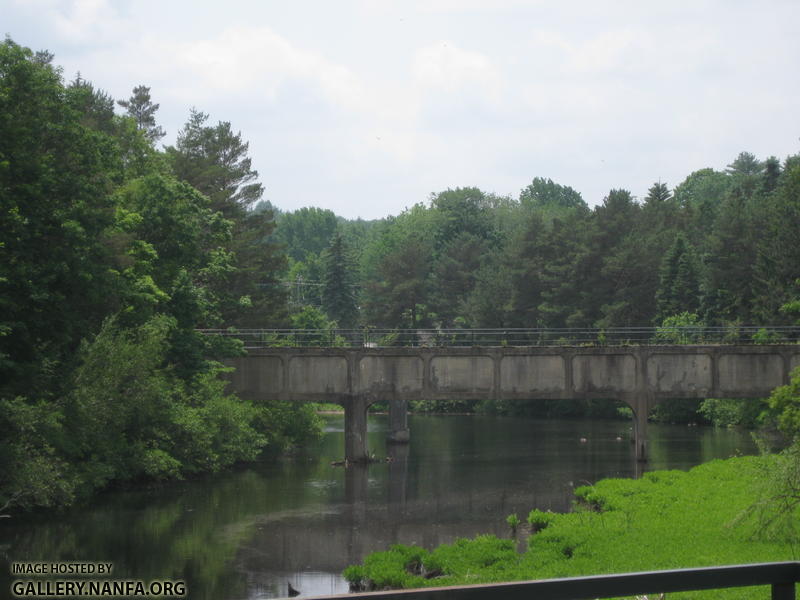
[199,326,800,348]
[301,562,800,600]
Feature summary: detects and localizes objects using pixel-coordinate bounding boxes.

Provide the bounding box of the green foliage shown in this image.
[527,509,554,532]
[65,317,267,485]
[168,108,262,219]
[0,40,311,512]
[752,327,782,344]
[506,513,520,531]
[734,443,800,542]
[0,397,77,509]
[649,398,704,425]
[347,457,796,596]
[117,84,165,143]
[655,234,701,322]
[362,210,434,328]
[655,312,705,344]
[0,38,122,399]
[344,537,519,590]
[288,305,347,346]
[321,232,359,328]
[274,207,340,262]
[519,177,587,212]
[699,398,765,429]
[766,366,800,441]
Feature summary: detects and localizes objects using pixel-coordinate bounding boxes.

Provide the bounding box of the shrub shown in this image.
[527,509,555,532]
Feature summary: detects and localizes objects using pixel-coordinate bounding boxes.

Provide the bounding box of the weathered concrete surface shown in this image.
[573,354,637,394]
[430,356,493,393]
[718,354,785,396]
[288,356,348,395]
[226,355,283,400]
[224,345,800,462]
[500,355,565,394]
[647,354,712,395]
[356,356,423,394]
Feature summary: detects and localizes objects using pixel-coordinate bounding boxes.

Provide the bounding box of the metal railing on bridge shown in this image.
[198,326,800,349]
[303,562,800,600]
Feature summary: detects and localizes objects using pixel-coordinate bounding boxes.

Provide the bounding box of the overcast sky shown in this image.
[4,0,800,219]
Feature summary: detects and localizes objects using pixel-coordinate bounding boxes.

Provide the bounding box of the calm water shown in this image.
[1,415,757,599]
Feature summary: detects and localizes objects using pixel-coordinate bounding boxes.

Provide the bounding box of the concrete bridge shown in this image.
[224,345,800,461]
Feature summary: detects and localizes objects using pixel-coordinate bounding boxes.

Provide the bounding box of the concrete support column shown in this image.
[387,397,410,443]
[344,395,370,463]
[632,403,648,462]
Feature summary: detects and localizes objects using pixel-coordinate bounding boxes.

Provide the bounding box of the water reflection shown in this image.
[0,415,757,599]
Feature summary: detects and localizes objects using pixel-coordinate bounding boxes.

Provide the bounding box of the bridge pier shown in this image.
[344,395,371,463]
[387,397,410,443]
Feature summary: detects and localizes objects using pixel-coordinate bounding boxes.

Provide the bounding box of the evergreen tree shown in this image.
[509,212,547,327]
[655,234,701,322]
[117,85,165,144]
[463,252,514,327]
[578,189,640,326]
[321,233,359,328]
[430,232,489,326]
[168,109,263,220]
[646,181,672,204]
[726,151,763,177]
[760,156,782,196]
[701,193,759,324]
[753,160,800,322]
[363,229,432,328]
[66,73,117,135]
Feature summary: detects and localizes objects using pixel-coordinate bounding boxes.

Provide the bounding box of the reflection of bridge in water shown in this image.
[223,340,800,462]
[235,444,546,577]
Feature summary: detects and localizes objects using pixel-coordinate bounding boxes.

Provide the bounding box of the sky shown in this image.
[3,0,800,219]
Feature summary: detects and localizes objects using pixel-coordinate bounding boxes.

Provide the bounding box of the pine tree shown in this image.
[169,109,263,220]
[656,234,700,322]
[117,85,165,143]
[322,233,359,328]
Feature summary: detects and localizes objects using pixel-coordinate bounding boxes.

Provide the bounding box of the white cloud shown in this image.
[16,0,126,44]
[4,0,799,218]
[413,41,500,98]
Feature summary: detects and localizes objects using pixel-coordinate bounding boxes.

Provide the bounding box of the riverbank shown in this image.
[344,453,796,598]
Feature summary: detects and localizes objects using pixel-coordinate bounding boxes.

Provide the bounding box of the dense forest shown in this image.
[275,153,800,334]
[2,38,800,511]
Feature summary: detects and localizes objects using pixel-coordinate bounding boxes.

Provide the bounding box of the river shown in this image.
[1,414,757,599]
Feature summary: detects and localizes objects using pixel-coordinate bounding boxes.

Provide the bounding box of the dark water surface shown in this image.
[1,415,757,599]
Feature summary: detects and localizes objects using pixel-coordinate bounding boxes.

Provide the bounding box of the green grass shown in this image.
[344,455,800,598]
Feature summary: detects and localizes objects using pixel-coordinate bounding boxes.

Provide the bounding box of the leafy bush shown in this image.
[655,312,705,344]
[766,366,800,440]
[699,398,765,428]
[506,513,520,532]
[527,509,555,532]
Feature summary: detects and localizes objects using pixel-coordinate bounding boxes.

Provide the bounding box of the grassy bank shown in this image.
[344,454,799,599]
